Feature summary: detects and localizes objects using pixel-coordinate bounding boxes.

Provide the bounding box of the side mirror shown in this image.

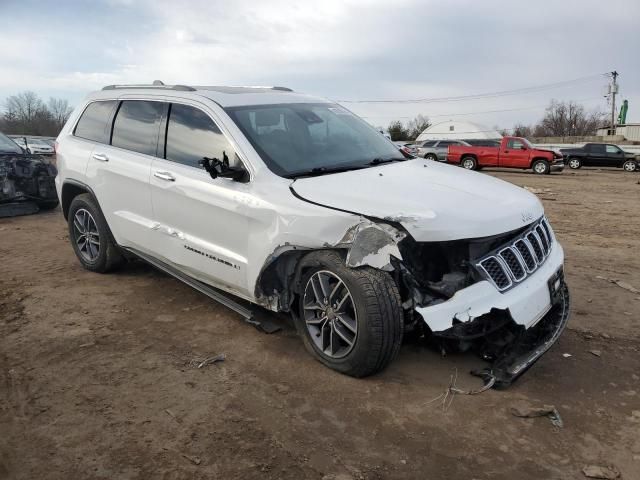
[199,155,247,182]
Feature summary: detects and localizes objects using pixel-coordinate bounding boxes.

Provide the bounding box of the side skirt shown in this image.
[126,247,254,321]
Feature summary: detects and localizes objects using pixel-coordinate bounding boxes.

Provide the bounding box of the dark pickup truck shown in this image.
[560,143,638,172]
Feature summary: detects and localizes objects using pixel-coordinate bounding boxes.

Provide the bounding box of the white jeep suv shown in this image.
[55,82,569,384]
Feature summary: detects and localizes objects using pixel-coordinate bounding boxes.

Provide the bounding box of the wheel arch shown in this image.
[254,248,349,313]
[530,157,550,168]
[61,180,95,220]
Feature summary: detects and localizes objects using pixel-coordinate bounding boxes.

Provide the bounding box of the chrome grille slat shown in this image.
[476,217,555,292]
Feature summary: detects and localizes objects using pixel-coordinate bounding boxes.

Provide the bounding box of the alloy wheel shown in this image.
[534,162,547,174]
[462,158,475,169]
[623,161,637,172]
[569,159,580,169]
[303,270,358,358]
[73,208,100,262]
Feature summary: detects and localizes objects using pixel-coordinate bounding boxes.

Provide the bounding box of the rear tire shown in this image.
[623,160,637,172]
[68,193,123,273]
[532,159,550,175]
[568,157,581,169]
[296,251,403,377]
[461,156,477,170]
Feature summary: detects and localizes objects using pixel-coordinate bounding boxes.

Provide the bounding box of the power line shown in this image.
[336,73,608,104]
[358,97,604,120]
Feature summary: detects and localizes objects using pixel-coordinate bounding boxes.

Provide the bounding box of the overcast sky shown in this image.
[1,0,638,131]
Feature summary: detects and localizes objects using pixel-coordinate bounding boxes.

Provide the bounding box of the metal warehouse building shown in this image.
[415,121,502,142]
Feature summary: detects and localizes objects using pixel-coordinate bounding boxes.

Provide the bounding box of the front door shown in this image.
[149,102,252,297]
[500,138,530,168]
[605,144,625,167]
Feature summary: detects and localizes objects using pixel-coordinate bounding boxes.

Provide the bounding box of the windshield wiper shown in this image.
[366,157,406,166]
[285,164,367,179]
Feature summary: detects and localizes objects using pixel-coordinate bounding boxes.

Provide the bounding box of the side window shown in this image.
[507,139,525,150]
[589,144,605,154]
[165,103,238,169]
[111,100,164,156]
[606,145,621,154]
[74,100,117,143]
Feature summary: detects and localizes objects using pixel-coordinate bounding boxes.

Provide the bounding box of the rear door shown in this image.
[85,99,163,253]
[149,102,251,296]
[500,138,529,168]
[586,144,606,166]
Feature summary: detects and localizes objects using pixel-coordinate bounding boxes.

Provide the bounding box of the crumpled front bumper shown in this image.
[414,242,570,387]
[415,242,565,332]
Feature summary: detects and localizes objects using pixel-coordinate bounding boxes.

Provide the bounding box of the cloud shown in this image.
[0,0,638,128]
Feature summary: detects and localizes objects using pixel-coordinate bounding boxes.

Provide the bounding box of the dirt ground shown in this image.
[1,167,639,480]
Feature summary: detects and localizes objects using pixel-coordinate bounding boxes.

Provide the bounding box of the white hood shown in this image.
[291,160,544,241]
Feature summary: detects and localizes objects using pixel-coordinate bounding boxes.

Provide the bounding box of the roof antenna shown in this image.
[152,80,165,86]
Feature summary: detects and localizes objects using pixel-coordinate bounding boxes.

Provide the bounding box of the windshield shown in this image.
[225,103,406,177]
[0,133,23,154]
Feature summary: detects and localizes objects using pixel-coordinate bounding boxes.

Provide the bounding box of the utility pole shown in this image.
[610,71,618,135]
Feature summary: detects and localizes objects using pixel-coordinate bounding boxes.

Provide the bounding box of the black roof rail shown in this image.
[271,86,293,92]
[102,83,196,92]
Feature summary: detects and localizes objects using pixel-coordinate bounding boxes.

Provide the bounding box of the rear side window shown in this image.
[588,144,605,154]
[112,101,164,156]
[165,104,238,169]
[74,101,117,143]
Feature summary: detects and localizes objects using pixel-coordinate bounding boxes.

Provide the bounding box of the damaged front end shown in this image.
[390,215,570,387]
[0,153,58,217]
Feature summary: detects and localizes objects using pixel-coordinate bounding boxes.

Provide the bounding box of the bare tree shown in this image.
[512,123,533,137]
[48,97,73,131]
[406,114,431,141]
[534,100,605,137]
[5,91,46,126]
[2,91,73,135]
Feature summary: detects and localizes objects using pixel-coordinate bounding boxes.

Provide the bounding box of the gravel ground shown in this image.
[1,167,639,479]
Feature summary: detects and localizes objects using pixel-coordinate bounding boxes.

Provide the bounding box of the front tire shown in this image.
[532,159,550,175]
[297,251,403,377]
[568,157,581,169]
[68,194,123,273]
[461,156,477,170]
[623,160,637,172]
[425,153,437,161]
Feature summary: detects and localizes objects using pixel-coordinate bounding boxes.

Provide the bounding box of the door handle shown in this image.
[92,152,109,162]
[154,171,176,182]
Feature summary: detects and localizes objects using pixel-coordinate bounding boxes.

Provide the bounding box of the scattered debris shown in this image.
[424,368,495,412]
[187,353,226,369]
[181,453,202,466]
[196,353,226,369]
[595,275,640,294]
[589,350,602,357]
[524,186,556,195]
[510,404,564,428]
[165,409,182,423]
[562,353,572,358]
[581,465,620,479]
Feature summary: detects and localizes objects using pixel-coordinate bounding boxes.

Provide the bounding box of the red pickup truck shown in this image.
[447,136,564,174]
